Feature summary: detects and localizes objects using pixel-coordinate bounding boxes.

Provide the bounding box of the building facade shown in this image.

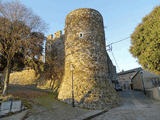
[132,69,160,90]
[117,67,141,90]
[117,67,160,91]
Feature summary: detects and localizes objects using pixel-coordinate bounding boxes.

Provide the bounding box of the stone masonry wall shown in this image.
[58,8,120,109]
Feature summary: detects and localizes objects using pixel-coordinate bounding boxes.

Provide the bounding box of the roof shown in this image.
[117,67,142,76]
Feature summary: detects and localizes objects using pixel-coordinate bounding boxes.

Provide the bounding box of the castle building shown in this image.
[45,8,120,109]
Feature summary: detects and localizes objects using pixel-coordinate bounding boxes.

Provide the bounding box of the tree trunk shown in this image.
[51,79,56,90]
[2,60,11,95]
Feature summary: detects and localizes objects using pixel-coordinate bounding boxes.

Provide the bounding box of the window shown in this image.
[79,32,83,38]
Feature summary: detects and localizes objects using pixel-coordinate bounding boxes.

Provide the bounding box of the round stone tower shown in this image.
[58,8,120,109]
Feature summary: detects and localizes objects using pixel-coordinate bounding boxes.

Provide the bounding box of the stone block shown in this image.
[11,100,22,112]
[0,101,11,116]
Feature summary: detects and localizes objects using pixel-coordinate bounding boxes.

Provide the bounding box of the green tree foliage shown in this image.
[0,51,25,72]
[0,55,6,71]
[130,6,160,74]
[24,32,45,75]
[11,52,25,71]
[45,46,58,90]
[45,40,64,92]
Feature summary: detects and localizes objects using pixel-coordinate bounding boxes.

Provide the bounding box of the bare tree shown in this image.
[0,0,47,95]
[0,0,47,32]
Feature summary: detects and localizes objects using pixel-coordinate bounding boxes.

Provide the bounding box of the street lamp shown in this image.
[71,64,75,107]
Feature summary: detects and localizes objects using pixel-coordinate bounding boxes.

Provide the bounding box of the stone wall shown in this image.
[107,53,117,88]
[146,87,160,100]
[9,69,36,85]
[58,8,120,109]
[142,70,160,89]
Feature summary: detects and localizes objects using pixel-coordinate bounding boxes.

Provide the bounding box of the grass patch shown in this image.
[8,89,55,109]
[3,86,57,111]
[34,92,56,110]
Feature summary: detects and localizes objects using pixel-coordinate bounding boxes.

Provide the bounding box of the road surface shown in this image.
[92,90,160,120]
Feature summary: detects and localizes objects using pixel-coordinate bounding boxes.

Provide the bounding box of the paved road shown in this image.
[92,90,160,120]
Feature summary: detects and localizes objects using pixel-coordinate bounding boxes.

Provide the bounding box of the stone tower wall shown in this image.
[58,8,119,109]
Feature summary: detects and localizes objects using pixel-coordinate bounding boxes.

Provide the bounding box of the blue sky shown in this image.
[6,0,160,72]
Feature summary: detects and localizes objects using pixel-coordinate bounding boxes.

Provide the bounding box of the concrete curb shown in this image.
[73,109,108,120]
[72,104,120,120]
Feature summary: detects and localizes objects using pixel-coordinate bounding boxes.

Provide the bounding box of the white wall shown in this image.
[142,70,160,89]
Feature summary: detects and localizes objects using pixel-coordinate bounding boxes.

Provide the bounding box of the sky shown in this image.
[5,0,160,72]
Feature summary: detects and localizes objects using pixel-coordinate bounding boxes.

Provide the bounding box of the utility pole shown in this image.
[71,64,75,107]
